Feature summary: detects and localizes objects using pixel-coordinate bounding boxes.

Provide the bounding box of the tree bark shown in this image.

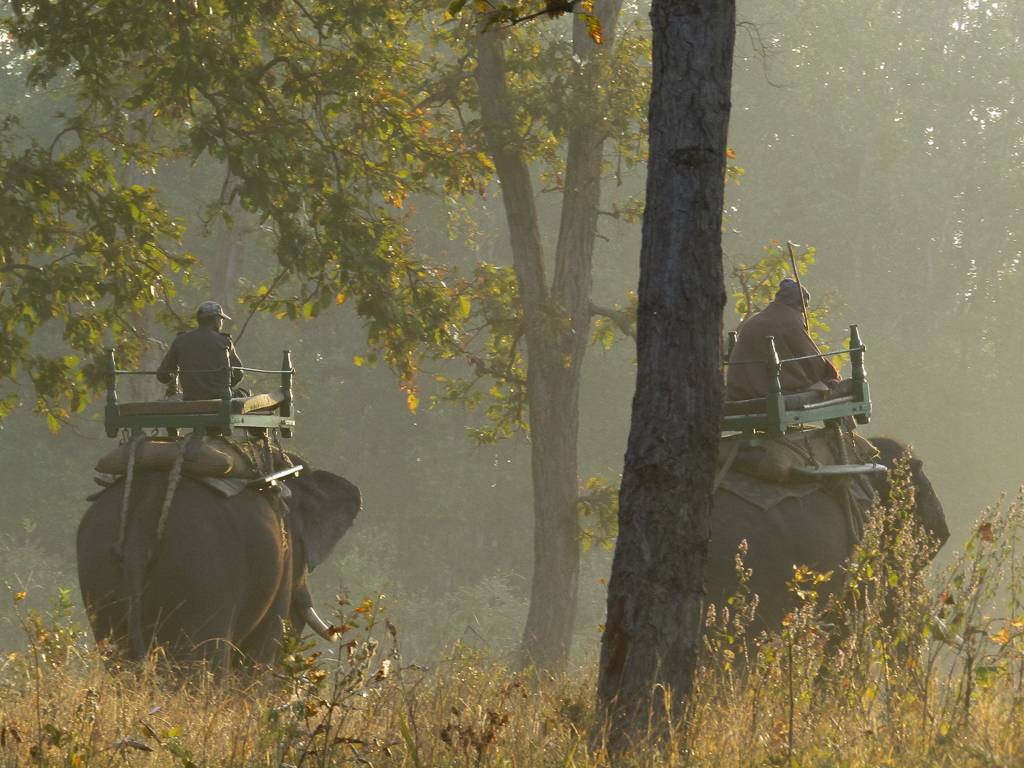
[597,0,734,746]
[475,0,620,672]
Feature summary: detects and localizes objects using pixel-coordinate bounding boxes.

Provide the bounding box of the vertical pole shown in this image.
[849,324,870,424]
[105,349,119,438]
[281,350,293,438]
[764,336,785,437]
[219,347,233,435]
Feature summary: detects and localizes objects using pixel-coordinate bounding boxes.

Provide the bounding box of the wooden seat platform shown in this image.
[118,388,286,417]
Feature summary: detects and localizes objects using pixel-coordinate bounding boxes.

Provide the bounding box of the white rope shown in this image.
[713,439,741,493]
[119,436,145,549]
[155,439,189,546]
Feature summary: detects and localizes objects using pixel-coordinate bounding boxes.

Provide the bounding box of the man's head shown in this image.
[775,278,810,307]
[196,301,231,329]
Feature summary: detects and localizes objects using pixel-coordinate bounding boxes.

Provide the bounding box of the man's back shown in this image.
[157,326,242,401]
[726,300,838,401]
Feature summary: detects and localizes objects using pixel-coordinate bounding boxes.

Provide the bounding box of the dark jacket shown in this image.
[157,326,243,401]
[726,301,840,401]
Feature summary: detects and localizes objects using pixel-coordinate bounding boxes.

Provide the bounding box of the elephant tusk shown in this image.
[302,606,336,640]
[930,616,964,649]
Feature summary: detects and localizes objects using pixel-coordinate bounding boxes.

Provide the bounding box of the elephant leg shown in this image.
[77,518,133,651]
[141,593,237,673]
[237,579,291,666]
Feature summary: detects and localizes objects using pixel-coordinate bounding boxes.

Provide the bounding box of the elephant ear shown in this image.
[285,470,361,571]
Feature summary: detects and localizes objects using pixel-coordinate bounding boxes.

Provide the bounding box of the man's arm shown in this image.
[228,345,244,387]
[156,340,178,384]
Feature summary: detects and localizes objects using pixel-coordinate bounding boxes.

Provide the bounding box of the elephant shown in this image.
[704,436,948,641]
[77,463,360,671]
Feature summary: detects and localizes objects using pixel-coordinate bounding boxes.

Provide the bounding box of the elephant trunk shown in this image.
[301,606,336,640]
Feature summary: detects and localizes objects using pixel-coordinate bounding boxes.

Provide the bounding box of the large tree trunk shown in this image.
[475,1,620,672]
[597,0,734,745]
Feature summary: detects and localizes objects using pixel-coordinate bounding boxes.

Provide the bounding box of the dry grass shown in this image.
[5,476,1024,767]
[1,590,1023,768]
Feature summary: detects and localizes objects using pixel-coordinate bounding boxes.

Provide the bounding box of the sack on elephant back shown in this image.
[718,428,877,485]
[94,438,237,477]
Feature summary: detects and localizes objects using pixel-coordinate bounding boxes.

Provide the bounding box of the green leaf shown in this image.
[399,715,423,768]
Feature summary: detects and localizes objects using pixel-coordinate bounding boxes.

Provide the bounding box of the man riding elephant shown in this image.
[726,278,840,401]
[157,301,244,400]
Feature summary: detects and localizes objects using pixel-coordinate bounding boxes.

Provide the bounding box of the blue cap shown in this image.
[197,301,231,320]
[775,278,809,306]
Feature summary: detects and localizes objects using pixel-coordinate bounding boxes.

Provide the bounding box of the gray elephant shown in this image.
[704,437,948,639]
[77,464,360,670]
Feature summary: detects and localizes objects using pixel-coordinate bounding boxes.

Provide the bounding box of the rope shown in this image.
[154,439,190,546]
[796,430,821,468]
[827,420,868,545]
[833,420,850,465]
[119,436,145,550]
[725,345,865,367]
[271,428,288,471]
[713,439,742,492]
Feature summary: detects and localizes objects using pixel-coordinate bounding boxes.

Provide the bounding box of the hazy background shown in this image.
[1,0,1018,662]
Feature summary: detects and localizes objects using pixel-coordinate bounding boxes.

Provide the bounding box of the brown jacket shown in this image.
[726,301,839,401]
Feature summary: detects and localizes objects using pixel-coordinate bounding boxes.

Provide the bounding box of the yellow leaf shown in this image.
[726,147,737,159]
[353,356,364,367]
[407,390,420,413]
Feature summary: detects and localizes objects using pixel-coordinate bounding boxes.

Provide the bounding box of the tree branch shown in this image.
[590,302,635,339]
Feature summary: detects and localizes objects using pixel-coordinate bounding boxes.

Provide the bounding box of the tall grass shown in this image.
[4,472,1024,767]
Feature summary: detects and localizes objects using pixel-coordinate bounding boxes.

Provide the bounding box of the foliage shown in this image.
[577,474,619,551]
[0,0,653,426]
[424,2,651,426]
[2,0,486,416]
[0,110,188,423]
[0,528,79,651]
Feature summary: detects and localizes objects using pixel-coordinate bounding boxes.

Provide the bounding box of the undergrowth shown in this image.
[4,470,1024,766]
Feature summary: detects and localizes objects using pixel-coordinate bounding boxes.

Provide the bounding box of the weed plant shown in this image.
[5,469,1024,766]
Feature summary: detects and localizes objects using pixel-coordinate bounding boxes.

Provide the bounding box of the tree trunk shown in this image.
[597,0,734,745]
[475,1,620,672]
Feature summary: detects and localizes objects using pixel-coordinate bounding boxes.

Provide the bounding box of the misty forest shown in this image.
[3,0,1024,765]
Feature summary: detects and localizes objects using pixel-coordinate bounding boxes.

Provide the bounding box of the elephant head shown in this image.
[866,436,948,550]
[281,469,361,638]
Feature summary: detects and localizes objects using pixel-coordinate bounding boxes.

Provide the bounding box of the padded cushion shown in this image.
[95,438,236,476]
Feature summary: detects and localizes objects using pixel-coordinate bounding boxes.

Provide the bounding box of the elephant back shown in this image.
[718,428,877,486]
[716,470,875,517]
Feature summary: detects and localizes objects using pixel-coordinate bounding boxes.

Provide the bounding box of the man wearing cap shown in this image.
[726,278,840,401]
[157,302,244,401]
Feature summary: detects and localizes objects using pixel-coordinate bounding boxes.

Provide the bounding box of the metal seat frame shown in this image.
[721,325,871,440]
[103,348,296,438]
